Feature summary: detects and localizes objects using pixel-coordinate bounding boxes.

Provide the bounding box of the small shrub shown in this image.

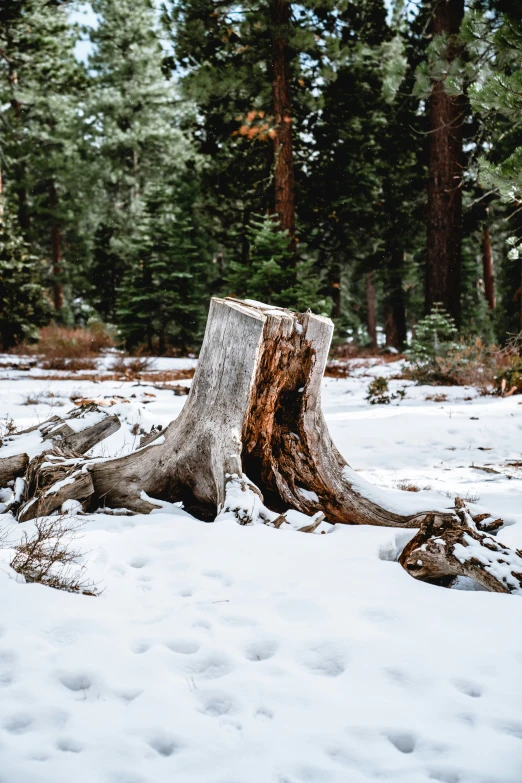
[5,516,98,596]
[108,354,155,378]
[494,355,522,396]
[366,377,406,405]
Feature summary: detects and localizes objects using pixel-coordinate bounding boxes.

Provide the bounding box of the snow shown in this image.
[0,359,521,782]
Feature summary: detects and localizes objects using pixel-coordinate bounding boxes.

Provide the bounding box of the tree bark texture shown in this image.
[400,499,522,594]
[425,0,465,327]
[481,226,495,310]
[384,252,407,350]
[49,182,63,312]
[366,272,377,349]
[271,0,295,243]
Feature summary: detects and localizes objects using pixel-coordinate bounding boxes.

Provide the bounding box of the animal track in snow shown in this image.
[495,719,522,739]
[147,733,183,757]
[245,637,278,662]
[301,641,347,677]
[0,649,16,687]
[452,679,483,698]
[385,730,416,753]
[202,569,233,587]
[59,672,92,692]
[254,706,273,721]
[183,652,234,680]
[56,736,83,753]
[3,713,33,734]
[164,638,200,654]
[197,690,238,717]
[428,769,461,783]
[129,556,148,569]
[130,640,150,655]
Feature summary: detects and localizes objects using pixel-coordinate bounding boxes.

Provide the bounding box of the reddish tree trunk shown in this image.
[481,226,495,310]
[425,0,465,327]
[271,0,295,243]
[366,272,377,349]
[49,183,63,312]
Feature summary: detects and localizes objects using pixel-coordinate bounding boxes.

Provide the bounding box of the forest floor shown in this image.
[0,357,521,783]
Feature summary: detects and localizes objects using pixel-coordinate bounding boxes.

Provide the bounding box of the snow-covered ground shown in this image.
[0,359,521,783]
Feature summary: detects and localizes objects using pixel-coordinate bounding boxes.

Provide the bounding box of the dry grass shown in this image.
[13,324,114,360]
[40,357,98,372]
[22,391,65,407]
[108,355,155,378]
[396,480,432,492]
[425,393,448,403]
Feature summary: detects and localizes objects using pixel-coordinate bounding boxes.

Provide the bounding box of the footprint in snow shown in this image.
[129,556,148,569]
[244,637,278,662]
[147,733,183,757]
[197,690,239,717]
[164,638,200,654]
[59,672,92,692]
[202,569,233,587]
[452,678,483,698]
[56,736,83,753]
[385,730,416,754]
[301,641,347,677]
[3,713,33,734]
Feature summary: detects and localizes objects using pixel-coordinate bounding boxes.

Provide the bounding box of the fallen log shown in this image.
[0,405,120,520]
[0,453,29,486]
[399,499,522,594]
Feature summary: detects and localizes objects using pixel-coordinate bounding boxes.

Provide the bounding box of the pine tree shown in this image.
[87,0,200,323]
[226,213,327,312]
[0,0,87,319]
[0,197,50,349]
[117,176,213,352]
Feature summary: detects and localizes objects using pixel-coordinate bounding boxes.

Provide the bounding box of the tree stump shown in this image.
[88,298,453,526]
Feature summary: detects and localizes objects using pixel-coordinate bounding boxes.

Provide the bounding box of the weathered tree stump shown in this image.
[86,298,453,525]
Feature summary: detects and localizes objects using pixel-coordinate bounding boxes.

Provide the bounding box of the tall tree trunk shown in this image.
[49,182,63,312]
[481,226,495,310]
[425,0,465,327]
[384,250,407,349]
[328,255,341,319]
[271,0,295,245]
[366,272,377,349]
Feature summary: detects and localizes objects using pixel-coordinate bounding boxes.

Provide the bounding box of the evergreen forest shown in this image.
[1,0,521,353]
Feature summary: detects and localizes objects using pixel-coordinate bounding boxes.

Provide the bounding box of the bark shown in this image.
[0,453,29,486]
[18,467,94,523]
[49,182,63,312]
[400,499,522,595]
[425,0,465,327]
[271,0,295,244]
[328,256,341,320]
[481,226,495,310]
[384,252,407,350]
[0,405,120,520]
[366,272,377,349]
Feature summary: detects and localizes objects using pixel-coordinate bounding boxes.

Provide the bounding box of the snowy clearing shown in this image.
[0,358,521,783]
